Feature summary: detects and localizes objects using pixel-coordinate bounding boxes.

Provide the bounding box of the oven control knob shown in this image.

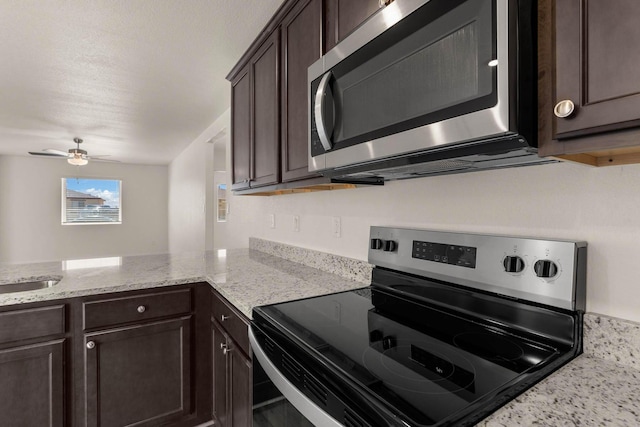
[382,240,397,252]
[382,336,396,350]
[503,256,525,273]
[534,260,558,278]
[370,238,383,250]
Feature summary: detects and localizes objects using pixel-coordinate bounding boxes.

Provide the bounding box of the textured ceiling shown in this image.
[0,0,284,165]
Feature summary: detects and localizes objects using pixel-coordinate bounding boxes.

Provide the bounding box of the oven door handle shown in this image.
[249,327,343,427]
[314,71,335,152]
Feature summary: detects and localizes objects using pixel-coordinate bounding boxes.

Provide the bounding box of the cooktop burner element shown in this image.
[251,227,587,426]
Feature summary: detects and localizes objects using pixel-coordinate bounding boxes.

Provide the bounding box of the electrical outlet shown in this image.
[269,214,275,229]
[333,216,341,238]
[293,215,300,232]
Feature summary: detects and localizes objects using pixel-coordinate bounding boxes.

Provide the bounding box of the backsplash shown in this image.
[249,237,372,284]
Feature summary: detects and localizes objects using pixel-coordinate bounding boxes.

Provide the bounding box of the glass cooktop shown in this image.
[253,285,572,426]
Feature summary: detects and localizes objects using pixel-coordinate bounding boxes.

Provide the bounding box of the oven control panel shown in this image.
[411,241,477,269]
[369,226,587,311]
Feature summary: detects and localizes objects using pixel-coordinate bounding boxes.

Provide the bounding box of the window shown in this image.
[217,184,227,222]
[62,178,122,224]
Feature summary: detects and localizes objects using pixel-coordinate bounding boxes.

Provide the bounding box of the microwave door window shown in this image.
[331,0,496,149]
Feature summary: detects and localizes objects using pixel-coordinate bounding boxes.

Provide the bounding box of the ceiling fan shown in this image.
[28,137,120,166]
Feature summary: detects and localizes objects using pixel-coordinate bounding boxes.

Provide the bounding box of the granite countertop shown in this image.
[0,248,368,318]
[481,314,640,426]
[1,240,639,426]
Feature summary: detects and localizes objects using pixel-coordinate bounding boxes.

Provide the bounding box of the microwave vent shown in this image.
[336,159,474,180]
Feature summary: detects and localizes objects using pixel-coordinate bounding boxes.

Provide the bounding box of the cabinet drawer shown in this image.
[83,288,192,330]
[211,291,249,355]
[0,305,65,344]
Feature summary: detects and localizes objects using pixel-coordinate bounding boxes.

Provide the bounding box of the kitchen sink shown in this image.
[0,279,60,294]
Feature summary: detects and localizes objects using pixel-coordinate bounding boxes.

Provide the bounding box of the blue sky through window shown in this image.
[66,178,121,207]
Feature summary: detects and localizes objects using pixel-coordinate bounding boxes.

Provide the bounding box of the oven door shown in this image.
[250,327,340,427]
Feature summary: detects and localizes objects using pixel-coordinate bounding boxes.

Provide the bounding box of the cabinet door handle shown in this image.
[86,341,96,350]
[221,342,233,355]
[137,305,146,313]
[221,314,230,322]
[554,100,575,118]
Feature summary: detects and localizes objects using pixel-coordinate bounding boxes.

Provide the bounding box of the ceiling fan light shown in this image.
[68,156,88,166]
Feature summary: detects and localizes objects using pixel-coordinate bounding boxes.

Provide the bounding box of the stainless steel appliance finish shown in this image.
[308,0,551,181]
[251,227,587,426]
[369,226,587,310]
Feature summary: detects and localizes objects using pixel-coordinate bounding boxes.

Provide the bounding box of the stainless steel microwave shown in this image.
[308,0,553,182]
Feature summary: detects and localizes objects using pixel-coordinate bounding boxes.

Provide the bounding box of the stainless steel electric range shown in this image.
[251,227,587,426]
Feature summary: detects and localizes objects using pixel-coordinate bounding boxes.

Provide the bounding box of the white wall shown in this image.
[0,155,168,263]
[168,136,208,253]
[216,103,640,322]
[168,109,229,253]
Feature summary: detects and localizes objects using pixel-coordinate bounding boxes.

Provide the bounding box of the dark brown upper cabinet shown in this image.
[231,31,280,191]
[281,0,323,182]
[226,0,373,194]
[538,0,640,166]
[231,66,251,190]
[324,0,382,52]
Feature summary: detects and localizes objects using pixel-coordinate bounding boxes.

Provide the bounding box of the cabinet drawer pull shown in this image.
[86,341,96,350]
[221,314,230,322]
[137,305,146,314]
[223,345,232,356]
[554,99,575,118]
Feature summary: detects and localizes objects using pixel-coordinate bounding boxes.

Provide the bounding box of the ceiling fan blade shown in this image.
[43,148,70,156]
[89,158,121,163]
[29,151,68,157]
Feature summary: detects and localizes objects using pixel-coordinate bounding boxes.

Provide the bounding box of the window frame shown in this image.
[216,183,227,223]
[61,177,122,225]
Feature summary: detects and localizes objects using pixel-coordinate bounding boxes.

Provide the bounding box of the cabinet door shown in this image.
[0,340,65,427]
[325,0,381,52]
[251,30,280,188]
[554,0,640,139]
[231,66,252,190]
[84,317,192,427]
[229,340,252,427]
[211,320,228,425]
[281,0,323,182]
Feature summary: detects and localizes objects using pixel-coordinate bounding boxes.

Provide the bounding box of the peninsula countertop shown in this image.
[0,248,368,318]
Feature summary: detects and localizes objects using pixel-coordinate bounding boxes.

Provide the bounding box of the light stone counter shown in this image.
[1,239,639,426]
[0,246,370,318]
[479,313,640,426]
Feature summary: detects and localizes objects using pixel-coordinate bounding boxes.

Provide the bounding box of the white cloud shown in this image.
[84,188,120,207]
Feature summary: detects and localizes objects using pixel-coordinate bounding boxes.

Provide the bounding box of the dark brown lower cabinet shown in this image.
[0,283,223,427]
[212,320,229,425]
[83,317,193,427]
[0,339,65,427]
[211,320,252,427]
[211,289,252,427]
[229,345,252,427]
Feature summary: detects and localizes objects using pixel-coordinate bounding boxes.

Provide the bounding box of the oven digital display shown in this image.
[412,241,477,268]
